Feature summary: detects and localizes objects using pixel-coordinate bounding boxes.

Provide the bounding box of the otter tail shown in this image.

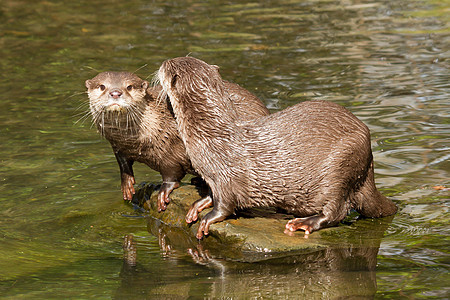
[353,162,397,218]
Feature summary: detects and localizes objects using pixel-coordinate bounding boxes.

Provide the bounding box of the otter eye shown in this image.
[99,84,106,91]
[127,85,133,91]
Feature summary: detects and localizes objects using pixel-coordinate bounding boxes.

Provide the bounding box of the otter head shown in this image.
[157,57,240,147]
[86,71,149,116]
[157,57,224,109]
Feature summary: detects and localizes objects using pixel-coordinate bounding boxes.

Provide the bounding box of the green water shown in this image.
[0,0,448,298]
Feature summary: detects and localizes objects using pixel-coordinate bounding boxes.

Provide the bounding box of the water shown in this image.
[0,0,448,298]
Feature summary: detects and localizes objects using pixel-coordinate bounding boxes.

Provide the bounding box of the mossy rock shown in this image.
[133,183,393,262]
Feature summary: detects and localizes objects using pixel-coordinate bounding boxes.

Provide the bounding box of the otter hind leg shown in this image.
[287,178,352,237]
[353,162,397,217]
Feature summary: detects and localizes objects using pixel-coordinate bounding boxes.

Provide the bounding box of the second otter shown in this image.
[86,71,269,211]
[157,57,397,239]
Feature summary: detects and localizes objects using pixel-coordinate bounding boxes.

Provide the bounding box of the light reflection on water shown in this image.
[0,0,448,298]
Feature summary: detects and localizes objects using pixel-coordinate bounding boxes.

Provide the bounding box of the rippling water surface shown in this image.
[0,0,448,298]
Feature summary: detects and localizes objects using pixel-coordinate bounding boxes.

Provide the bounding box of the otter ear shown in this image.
[212,64,220,74]
[141,81,149,90]
[85,79,92,89]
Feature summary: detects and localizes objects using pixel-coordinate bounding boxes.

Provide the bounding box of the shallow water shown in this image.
[0,0,448,298]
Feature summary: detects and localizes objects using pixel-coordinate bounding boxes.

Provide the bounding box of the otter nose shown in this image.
[110,90,122,99]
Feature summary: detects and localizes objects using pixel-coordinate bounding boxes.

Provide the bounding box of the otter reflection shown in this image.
[115,215,393,299]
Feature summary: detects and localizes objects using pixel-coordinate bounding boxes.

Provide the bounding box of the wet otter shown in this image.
[157,57,397,239]
[86,71,269,211]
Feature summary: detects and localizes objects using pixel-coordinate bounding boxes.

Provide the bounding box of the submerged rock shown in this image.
[132,183,393,262]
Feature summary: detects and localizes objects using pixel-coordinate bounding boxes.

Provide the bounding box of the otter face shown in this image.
[86,71,149,135]
[86,72,149,115]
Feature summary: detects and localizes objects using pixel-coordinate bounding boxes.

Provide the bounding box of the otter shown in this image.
[86,71,269,211]
[157,57,397,239]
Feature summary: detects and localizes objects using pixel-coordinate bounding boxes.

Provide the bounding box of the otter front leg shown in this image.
[196,203,231,240]
[186,195,213,223]
[157,167,186,211]
[121,173,136,201]
[157,181,180,212]
[114,151,135,201]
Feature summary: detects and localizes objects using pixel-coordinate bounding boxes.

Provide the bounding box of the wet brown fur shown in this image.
[157,57,397,239]
[86,71,269,210]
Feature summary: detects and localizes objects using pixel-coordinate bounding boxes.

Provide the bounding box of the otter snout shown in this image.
[110,89,123,99]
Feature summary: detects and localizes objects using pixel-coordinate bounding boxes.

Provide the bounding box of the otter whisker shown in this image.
[133,64,148,75]
[150,70,160,88]
[125,110,130,133]
[126,109,139,134]
[156,88,168,107]
[73,106,90,119]
[83,65,101,73]
[115,112,120,128]
[74,101,90,114]
[65,91,88,102]
[74,110,94,125]
[128,109,141,135]
[89,110,101,128]
[72,94,95,126]
[101,111,105,136]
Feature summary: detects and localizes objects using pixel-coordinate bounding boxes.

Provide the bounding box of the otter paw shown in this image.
[194,207,227,240]
[196,218,209,240]
[157,181,180,212]
[186,206,199,224]
[121,175,136,201]
[285,217,320,238]
[196,216,211,240]
[157,191,170,212]
[185,196,213,224]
